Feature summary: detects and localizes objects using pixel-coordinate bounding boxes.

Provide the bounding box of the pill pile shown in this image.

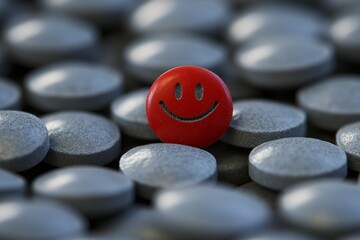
[1,0,360,239]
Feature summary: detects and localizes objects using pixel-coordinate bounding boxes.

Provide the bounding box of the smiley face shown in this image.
[146,66,233,148]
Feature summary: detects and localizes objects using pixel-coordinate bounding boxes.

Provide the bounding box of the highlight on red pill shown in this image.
[146,65,233,148]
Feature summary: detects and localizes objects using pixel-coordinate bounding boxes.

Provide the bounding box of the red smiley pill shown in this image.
[146,65,233,148]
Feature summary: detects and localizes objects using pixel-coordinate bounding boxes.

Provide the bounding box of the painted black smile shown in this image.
[159,101,219,123]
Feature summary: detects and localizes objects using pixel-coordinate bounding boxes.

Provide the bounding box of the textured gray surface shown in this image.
[42,111,120,167]
[279,180,360,235]
[330,13,360,63]
[297,76,360,131]
[0,111,49,172]
[221,99,306,148]
[32,166,134,218]
[249,137,347,190]
[239,182,278,208]
[25,62,123,111]
[0,79,21,110]
[0,199,86,239]
[239,230,318,240]
[336,122,360,171]
[235,36,334,89]
[111,88,157,140]
[227,3,327,44]
[119,143,217,199]
[4,15,97,66]
[155,184,272,239]
[124,33,225,83]
[130,0,229,34]
[0,168,26,200]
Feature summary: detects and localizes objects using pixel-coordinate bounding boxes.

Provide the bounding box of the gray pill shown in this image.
[25,62,123,111]
[111,88,157,140]
[249,137,347,190]
[336,122,360,172]
[279,180,360,235]
[0,111,49,172]
[234,37,334,89]
[221,99,306,148]
[40,0,139,27]
[0,199,86,239]
[0,168,26,200]
[155,184,272,239]
[239,182,278,208]
[124,33,225,83]
[297,76,360,131]
[227,4,327,45]
[239,230,318,240]
[4,14,97,66]
[130,0,230,35]
[42,111,120,167]
[32,166,134,218]
[330,12,360,63]
[0,79,21,110]
[119,143,217,199]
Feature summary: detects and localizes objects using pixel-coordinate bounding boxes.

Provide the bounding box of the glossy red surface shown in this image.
[146,66,233,148]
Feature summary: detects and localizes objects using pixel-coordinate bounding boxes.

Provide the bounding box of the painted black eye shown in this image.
[174,83,182,100]
[195,83,203,101]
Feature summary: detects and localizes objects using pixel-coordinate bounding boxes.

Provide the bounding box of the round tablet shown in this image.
[279,180,360,235]
[130,0,229,35]
[0,79,21,110]
[146,66,233,148]
[155,184,272,239]
[32,166,134,218]
[119,143,217,199]
[249,137,347,190]
[0,111,49,172]
[221,100,306,148]
[234,36,334,89]
[336,122,360,171]
[40,0,139,27]
[25,62,123,111]
[42,111,120,167]
[239,230,318,240]
[111,88,157,140]
[0,168,26,200]
[124,33,226,83]
[4,14,97,66]
[0,199,86,239]
[330,12,360,63]
[297,76,360,131]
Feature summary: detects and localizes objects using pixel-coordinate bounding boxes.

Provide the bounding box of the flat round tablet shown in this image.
[279,180,360,235]
[330,13,360,63]
[111,89,157,140]
[0,199,86,239]
[0,79,21,110]
[249,137,347,190]
[4,15,97,66]
[234,37,334,89]
[25,62,123,111]
[227,4,327,45]
[297,76,360,131]
[40,0,139,27]
[124,33,226,83]
[155,184,272,239]
[130,0,229,35]
[336,122,360,171]
[0,169,26,200]
[32,166,134,218]
[119,143,217,199]
[42,111,120,167]
[221,100,306,148]
[239,230,318,240]
[0,111,49,172]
